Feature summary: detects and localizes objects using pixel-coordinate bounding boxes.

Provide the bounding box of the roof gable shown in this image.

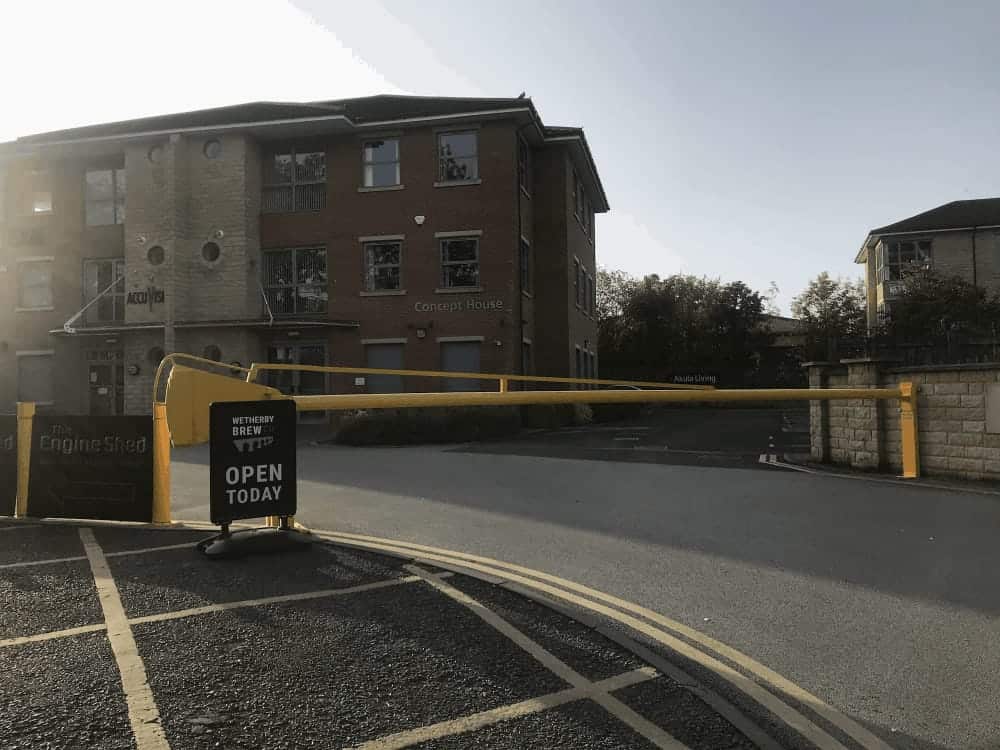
[871,198,1000,235]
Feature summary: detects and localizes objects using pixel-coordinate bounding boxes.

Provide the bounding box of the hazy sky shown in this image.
[4,0,1000,312]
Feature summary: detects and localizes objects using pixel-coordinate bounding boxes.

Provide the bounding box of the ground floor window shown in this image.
[440,340,481,391]
[365,343,405,393]
[17,351,55,405]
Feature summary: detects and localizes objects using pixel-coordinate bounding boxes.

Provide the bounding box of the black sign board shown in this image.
[27,416,153,522]
[0,417,15,516]
[209,400,296,526]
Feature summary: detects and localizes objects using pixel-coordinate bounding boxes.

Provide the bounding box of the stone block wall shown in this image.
[806,360,1000,481]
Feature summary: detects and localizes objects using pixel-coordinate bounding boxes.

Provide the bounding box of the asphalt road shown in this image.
[172,407,1000,750]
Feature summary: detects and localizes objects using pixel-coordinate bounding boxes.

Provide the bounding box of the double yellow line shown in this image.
[313,529,894,750]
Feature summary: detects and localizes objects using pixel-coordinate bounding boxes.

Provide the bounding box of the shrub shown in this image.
[332,406,522,446]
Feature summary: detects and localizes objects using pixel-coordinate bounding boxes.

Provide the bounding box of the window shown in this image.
[262,149,326,212]
[878,239,932,282]
[18,259,53,309]
[441,341,481,391]
[362,139,400,187]
[364,241,402,292]
[520,238,531,293]
[17,352,55,405]
[440,237,480,288]
[23,170,52,215]
[574,259,581,307]
[589,352,597,382]
[522,340,532,376]
[365,343,405,393]
[518,136,530,193]
[437,131,479,182]
[588,274,595,315]
[262,247,328,315]
[573,171,585,219]
[83,258,125,324]
[203,345,222,361]
[575,346,583,385]
[85,169,126,226]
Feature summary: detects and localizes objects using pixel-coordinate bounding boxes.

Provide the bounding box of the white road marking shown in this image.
[347,667,659,750]
[613,436,642,441]
[0,524,43,532]
[407,565,688,750]
[0,541,202,570]
[0,554,87,570]
[0,623,108,648]
[129,575,426,626]
[106,543,202,558]
[79,528,170,750]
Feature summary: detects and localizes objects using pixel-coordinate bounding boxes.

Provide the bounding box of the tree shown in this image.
[791,273,866,359]
[596,270,772,386]
[886,267,1000,342]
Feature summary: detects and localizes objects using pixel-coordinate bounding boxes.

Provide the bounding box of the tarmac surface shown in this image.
[0,520,771,750]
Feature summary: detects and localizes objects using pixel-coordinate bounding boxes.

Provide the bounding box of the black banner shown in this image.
[210,400,296,525]
[27,416,153,522]
[0,416,15,517]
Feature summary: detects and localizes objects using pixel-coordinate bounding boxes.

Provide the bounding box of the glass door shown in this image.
[266,341,328,422]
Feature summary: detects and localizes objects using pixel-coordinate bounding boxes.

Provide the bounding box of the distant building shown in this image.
[0,95,609,415]
[760,314,806,349]
[854,198,1000,328]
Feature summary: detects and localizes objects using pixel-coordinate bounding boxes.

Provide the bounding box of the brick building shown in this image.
[0,95,608,416]
[855,198,1000,328]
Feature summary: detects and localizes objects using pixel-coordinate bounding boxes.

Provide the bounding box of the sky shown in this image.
[3,0,1000,313]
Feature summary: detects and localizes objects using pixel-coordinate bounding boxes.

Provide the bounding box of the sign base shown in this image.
[196,525,313,560]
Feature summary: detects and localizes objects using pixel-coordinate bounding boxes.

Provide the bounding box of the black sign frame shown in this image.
[209,400,297,526]
[0,416,15,517]
[27,416,153,522]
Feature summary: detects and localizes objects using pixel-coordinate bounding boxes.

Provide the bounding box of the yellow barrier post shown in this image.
[899,381,920,479]
[498,377,508,393]
[152,402,172,524]
[15,402,34,518]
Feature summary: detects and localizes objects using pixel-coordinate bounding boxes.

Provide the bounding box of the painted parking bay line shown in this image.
[319,530,891,750]
[79,527,170,750]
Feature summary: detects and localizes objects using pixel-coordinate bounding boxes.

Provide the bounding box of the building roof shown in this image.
[855,197,1000,263]
[11,94,609,211]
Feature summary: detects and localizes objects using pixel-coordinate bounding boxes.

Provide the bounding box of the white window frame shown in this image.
[261,246,328,316]
[363,240,403,293]
[262,148,326,213]
[436,130,480,185]
[878,238,932,282]
[16,256,55,311]
[361,137,401,189]
[84,168,126,226]
[518,135,530,195]
[22,170,52,216]
[82,257,126,324]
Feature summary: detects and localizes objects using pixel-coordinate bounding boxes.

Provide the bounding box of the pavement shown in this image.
[1,519,773,750]
[165,407,1000,750]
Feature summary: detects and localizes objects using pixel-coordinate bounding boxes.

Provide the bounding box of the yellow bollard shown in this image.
[498,377,508,393]
[15,402,34,518]
[152,402,172,524]
[899,382,920,479]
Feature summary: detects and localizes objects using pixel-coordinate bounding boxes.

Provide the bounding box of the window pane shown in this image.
[294,183,326,211]
[32,191,52,214]
[364,139,399,163]
[263,250,293,288]
[372,266,400,290]
[439,156,478,182]
[899,242,916,263]
[295,152,326,182]
[442,238,477,262]
[296,248,327,287]
[367,242,400,266]
[439,132,477,158]
[365,163,400,187]
[298,286,328,313]
[266,154,293,184]
[443,263,479,288]
[86,200,114,226]
[86,170,113,201]
[19,262,53,308]
[114,169,126,224]
[262,185,293,213]
[266,287,295,315]
[17,355,54,404]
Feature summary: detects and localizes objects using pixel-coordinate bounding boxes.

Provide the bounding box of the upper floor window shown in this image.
[83,258,125,323]
[262,247,328,315]
[85,169,126,226]
[440,237,480,288]
[362,139,400,188]
[438,131,479,182]
[518,136,530,193]
[573,171,584,219]
[878,239,931,282]
[519,238,531,293]
[262,150,326,213]
[22,170,52,215]
[18,258,53,309]
[364,241,402,292]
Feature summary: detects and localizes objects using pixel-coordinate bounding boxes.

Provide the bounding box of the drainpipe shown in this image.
[515,126,529,377]
[971,227,978,289]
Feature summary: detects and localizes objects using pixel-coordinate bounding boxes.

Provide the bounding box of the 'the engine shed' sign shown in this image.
[209,400,297,525]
